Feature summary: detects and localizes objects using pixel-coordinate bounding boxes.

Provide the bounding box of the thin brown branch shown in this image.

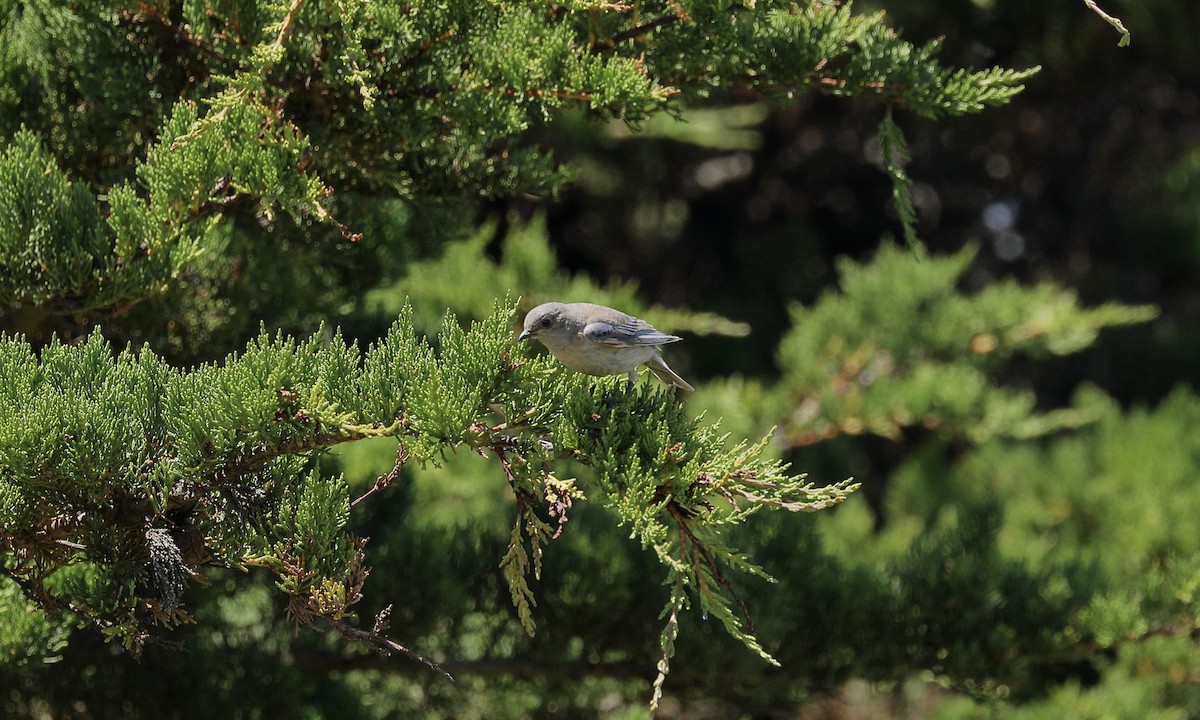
[1083,0,1131,46]
[64,638,650,680]
[667,504,755,635]
[324,615,453,681]
[118,6,243,76]
[271,0,306,55]
[494,444,519,488]
[396,28,458,73]
[320,201,365,242]
[352,443,409,508]
[491,86,596,102]
[205,421,388,489]
[440,656,648,680]
[591,14,682,54]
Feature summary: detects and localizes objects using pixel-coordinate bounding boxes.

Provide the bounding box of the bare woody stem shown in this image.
[271,0,306,55]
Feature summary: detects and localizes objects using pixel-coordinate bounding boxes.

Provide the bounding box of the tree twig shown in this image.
[1082,0,1131,46]
[667,504,755,636]
[323,615,453,681]
[271,0,307,55]
[591,15,682,54]
[352,443,409,507]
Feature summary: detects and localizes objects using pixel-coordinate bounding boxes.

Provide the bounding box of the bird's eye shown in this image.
[540,317,552,328]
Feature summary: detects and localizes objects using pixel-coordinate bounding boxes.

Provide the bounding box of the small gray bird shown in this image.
[518,302,694,392]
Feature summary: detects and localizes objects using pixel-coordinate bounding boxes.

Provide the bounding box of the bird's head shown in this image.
[518,302,569,343]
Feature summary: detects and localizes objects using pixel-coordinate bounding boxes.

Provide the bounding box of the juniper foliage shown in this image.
[773,244,1158,445]
[0,299,854,688]
[0,0,1038,321]
[0,0,1149,715]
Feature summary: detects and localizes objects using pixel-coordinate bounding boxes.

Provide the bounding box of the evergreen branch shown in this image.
[65,643,650,680]
[0,2,1056,701]
[489,86,598,103]
[493,438,561,636]
[724,475,858,512]
[395,28,458,73]
[550,379,849,696]
[117,5,244,76]
[500,513,540,637]
[351,443,409,508]
[270,0,307,57]
[199,422,393,491]
[775,244,1158,447]
[650,575,685,710]
[591,14,683,54]
[322,614,453,681]
[668,502,755,637]
[2,0,1040,320]
[1083,0,1131,47]
[878,108,921,252]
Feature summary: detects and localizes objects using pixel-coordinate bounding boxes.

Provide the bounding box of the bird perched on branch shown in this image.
[518,302,693,392]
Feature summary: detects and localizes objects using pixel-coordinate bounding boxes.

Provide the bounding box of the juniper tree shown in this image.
[0,0,1158,715]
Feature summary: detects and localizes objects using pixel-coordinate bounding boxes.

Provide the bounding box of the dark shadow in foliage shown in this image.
[652,502,1095,713]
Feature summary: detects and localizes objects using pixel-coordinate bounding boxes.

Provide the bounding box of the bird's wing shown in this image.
[583,319,681,347]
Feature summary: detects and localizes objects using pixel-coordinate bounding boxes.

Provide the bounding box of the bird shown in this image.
[518,302,694,392]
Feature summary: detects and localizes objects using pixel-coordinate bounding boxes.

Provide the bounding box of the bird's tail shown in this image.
[645,356,694,392]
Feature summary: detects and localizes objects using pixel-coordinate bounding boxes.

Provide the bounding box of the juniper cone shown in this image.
[518,302,694,391]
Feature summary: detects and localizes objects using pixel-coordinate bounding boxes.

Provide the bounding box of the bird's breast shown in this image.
[546,338,658,377]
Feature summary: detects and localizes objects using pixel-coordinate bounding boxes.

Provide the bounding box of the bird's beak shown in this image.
[517,330,531,342]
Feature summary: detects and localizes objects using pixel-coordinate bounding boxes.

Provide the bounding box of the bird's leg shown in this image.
[625,369,637,395]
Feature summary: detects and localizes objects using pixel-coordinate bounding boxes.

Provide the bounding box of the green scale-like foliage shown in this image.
[820,385,1200,716]
[773,243,1157,445]
[0,132,108,307]
[546,379,855,695]
[642,2,1037,115]
[0,0,1039,319]
[0,300,853,693]
[0,0,1146,713]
